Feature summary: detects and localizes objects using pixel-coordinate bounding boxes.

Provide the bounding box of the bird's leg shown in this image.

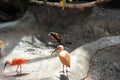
[66,66,70,73]
[63,65,64,73]
[66,67,69,73]
[60,65,64,73]
[16,65,19,73]
[19,65,22,73]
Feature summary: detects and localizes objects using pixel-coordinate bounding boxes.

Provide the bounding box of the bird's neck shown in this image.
[7,61,12,65]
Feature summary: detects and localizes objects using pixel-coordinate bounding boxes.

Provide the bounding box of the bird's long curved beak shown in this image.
[4,62,7,70]
[51,49,56,56]
[51,47,59,56]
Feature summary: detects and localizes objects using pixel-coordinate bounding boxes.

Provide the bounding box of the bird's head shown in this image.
[4,60,10,70]
[48,32,53,36]
[51,45,64,56]
[48,32,61,38]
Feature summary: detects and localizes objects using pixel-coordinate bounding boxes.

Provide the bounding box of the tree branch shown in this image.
[30,0,111,11]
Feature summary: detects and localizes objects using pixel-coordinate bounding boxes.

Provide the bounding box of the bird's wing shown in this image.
[49,32,61,43]
[12,57,28,65]
[59,51,70,67]
[65,52,70,67]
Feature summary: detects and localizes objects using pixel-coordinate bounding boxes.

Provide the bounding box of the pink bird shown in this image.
[51,45,70,73]
[4,57,29,74]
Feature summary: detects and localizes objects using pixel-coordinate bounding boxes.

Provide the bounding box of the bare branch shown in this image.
[30,0,111,11]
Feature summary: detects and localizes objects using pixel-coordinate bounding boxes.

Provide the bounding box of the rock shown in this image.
[0,4,120,80]
[0,32,120,80]
[85,45,120,80]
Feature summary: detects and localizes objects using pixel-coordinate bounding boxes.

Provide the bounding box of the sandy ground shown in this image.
[0,32,59,80]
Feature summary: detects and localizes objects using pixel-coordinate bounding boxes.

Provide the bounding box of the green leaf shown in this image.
[68,0,73,2]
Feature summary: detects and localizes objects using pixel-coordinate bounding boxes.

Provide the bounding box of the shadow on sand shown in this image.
[11,73,29,77]
[56,74,69,80]
[59,74,69,80]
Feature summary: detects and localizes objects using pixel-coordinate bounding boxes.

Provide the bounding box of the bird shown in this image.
[48,32,62,45]
[0,40,3,57]
[51,45,70,73]
[4,57,29,74]
[48,32,72,45]
[0,40,3,46]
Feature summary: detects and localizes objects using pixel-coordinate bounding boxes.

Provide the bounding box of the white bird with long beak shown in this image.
[51,45,70,73]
